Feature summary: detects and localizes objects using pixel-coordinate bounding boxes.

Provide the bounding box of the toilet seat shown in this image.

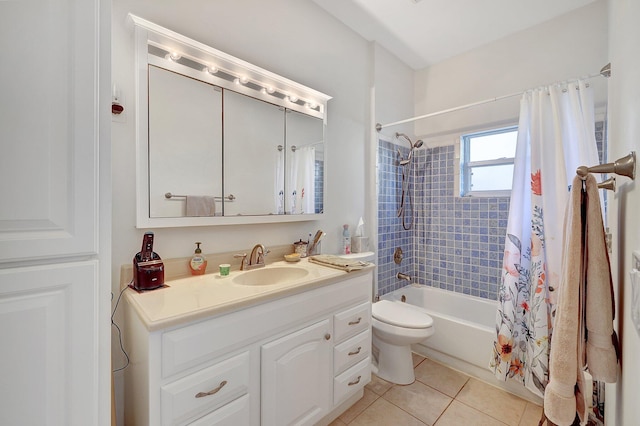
[372,300,433,329]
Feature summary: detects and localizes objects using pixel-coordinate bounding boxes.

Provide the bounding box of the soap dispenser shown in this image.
[189,242,207,275]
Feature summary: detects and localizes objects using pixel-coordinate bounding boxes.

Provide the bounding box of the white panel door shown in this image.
[0,261,99,425]
[0,0,100,262]
[261,319,333,426]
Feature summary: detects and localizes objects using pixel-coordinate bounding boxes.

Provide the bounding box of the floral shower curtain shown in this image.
[490,81,600,397]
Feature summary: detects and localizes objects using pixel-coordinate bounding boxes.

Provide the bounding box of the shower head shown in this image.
[395,132,424,150]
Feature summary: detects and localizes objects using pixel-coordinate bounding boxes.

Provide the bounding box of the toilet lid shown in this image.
[372,300,434,329]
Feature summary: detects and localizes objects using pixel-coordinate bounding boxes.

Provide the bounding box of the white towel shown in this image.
[185,196,216,217]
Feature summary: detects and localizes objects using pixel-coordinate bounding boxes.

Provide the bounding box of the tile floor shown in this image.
[330,354,543,426]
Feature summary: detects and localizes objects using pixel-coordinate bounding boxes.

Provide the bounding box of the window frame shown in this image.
[459,126,517,198]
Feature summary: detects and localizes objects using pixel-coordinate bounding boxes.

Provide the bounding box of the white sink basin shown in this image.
[232,266,309,286]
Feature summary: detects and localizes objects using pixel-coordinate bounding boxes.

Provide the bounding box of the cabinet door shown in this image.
[0,261,99,425]
[261,319,332,426]
[0,0,101,262]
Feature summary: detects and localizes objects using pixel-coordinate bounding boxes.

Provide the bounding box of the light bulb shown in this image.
[233,78,240,85]
[306,102,317,109]
[239,76,249,84]
[165,52,181,62]
[266,86,276,94]
[288,95,299,103]
[203,65,218,74]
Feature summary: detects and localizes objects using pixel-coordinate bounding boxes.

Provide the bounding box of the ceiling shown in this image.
[312,0,598,69]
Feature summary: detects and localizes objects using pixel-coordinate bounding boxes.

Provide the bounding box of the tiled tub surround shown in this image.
[377,139,508,300]
[377,121,606,300]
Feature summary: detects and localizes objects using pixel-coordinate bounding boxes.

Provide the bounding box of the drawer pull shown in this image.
[348,376,362,386]
[195,380,228,398]
[325,333,331,340]
[348,317,362,326]
[348,346,362,356]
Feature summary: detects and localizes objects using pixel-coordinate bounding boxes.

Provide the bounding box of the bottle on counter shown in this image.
[189,242,207,275]
[342,224,351,254]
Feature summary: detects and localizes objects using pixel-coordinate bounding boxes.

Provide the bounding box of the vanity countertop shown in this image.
[125,258,374,331]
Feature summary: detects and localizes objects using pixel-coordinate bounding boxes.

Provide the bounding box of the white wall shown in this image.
[607,1,640,424]
[413,0,609,139]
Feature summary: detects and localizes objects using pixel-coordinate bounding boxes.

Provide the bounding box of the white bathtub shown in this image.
[382,284,542,403]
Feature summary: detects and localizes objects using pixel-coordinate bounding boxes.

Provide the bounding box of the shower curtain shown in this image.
[289,146,316,214]
[490,80,600,397]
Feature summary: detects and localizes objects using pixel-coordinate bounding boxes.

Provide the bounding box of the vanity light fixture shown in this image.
[132,14,330,124]
[165,51,181,62]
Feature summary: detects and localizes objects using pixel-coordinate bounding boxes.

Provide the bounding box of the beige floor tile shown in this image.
[328,418,348,426]
[435,400,509,426]
[455,378,527,426]
[338,388,379,424]
[349,398,427,426]
[365,374,394,396]
[414,358,470,398]
[518,402,543,426]
[383,380,453,425]
[413,352,426,367]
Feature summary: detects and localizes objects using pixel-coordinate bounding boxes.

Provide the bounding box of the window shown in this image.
[460,126,517,197]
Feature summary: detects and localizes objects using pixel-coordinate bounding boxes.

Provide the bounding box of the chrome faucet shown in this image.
[248,244,269,270]
[397,272,411,282]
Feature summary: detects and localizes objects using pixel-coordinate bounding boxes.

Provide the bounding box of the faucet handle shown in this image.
[257,248,270,264]
[234,253,248,270]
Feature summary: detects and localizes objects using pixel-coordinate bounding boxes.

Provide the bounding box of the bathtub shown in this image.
[382,284,542,403]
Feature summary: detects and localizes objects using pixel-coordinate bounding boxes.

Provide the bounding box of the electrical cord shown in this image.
[111,282,131,372]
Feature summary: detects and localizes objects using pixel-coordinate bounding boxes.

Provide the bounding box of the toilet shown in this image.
[371,300,434,385]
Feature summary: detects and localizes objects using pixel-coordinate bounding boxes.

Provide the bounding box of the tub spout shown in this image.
[397,272,411,282]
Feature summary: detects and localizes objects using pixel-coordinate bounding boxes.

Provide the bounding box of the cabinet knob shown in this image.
[324,333,331,340]
[348,317,362,326]
[195,380,227,398]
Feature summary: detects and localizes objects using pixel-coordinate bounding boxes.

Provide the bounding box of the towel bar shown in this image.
[577,151,636,180]
[164,192,236,201]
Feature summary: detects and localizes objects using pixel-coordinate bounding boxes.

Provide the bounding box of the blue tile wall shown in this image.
[315,160,324,213]
[377,140,414,294]
[376,121,606,301]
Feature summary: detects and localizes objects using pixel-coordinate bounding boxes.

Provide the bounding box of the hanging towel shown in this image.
[185,195,216,217]
[544,174,618,426]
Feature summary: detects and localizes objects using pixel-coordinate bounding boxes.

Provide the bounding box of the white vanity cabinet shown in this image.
[124,269,373,426]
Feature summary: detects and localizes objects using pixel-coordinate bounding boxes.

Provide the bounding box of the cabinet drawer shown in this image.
[187,394,250,426]
[161,351,250,426]
[333,357,371,406]
[334,330,371,375]
[333,302,371,343]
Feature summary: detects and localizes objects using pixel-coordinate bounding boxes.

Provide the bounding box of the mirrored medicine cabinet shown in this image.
[131,14,331,228]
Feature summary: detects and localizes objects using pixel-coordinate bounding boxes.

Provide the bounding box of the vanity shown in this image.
[123,259,373,425]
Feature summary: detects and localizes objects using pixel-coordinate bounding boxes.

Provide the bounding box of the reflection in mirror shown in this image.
[285,110,324,214]
[148,66,223,218]
[223,90,285,216]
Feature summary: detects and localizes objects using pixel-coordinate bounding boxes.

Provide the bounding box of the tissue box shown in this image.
[351,237,369,253]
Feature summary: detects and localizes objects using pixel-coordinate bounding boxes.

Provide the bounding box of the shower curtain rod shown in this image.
[375,63,611,132]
